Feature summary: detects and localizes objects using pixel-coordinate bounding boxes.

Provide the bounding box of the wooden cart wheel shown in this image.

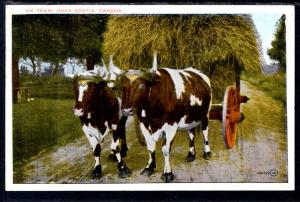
[222,85,240,149]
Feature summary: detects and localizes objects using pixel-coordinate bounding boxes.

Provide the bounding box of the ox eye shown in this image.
[138,83,145,90]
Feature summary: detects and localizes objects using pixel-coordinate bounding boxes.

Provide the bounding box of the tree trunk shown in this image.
[29,56,36,75]
[52,62,60,76]
[86,55,94,70]
[12,54,20,103]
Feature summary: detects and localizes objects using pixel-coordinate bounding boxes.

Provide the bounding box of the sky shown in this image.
[251,13,283,65]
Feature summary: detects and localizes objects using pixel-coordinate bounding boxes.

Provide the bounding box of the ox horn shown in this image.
[109,55,124,76]
[101,58,108,70]
[141,52,157,82]
[150,52,158,73]
[100,58,110,80]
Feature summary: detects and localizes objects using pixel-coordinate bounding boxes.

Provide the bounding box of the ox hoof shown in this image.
[140,168,154,176]
[118,166,132,178]
[92,165,102,178]
[161,172,174,183]
[203,151,212,160]
[185,152,196,162]
[107,153,118,162]
[120,144,129,158]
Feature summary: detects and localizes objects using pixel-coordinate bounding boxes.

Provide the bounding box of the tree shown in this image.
[69,15,107,70]
[13,15,107,72]
[12,15,108,101]
[267,15,286,71]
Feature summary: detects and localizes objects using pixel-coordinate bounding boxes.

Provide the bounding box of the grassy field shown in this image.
[13,76,82,168]
[13,98,83,167]
[244,72,286,105]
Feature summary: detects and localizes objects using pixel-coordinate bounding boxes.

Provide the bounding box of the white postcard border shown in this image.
[5,4,295,191]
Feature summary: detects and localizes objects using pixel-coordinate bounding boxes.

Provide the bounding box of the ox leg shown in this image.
[111,130,131,178]
[202,117,211,160]
[82,124,102,177]
[93,144,102,177]
[186,128,196,162]
[140,123,156,176]
[161,124,177,183]
[108,116,128,161]
[118,116,129,158]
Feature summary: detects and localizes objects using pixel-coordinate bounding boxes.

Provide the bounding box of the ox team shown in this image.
[73,54,212,182]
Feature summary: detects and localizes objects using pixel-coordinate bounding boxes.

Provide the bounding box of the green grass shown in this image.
[14,76,81,168]
[13,98,83,167]
[244,72,286,105]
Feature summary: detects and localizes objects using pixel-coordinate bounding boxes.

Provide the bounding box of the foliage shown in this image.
[12,15,108,72]
[267,15,286,71]
[103,15,262,100]
[13,98,82,166]
[13,15,67,67]
[70,15,107,64]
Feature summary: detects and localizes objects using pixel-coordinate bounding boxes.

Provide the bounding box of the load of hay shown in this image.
[103,15,262,101]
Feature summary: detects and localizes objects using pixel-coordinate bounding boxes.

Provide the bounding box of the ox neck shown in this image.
[136,91,151,115]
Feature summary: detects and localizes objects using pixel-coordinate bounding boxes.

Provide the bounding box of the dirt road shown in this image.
[14,81,287,183]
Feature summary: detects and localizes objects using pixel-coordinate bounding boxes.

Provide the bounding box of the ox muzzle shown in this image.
[122,108,133,116]
[73,104,84,117]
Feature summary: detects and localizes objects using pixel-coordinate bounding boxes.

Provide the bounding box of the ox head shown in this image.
[120,53,158,116]
[73,69,107,117]
[73,56,126,117]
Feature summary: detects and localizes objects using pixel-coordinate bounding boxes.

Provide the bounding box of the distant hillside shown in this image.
[262,63,280,75]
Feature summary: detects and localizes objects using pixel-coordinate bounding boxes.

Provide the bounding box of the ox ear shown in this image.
[109,55,125,76]
[91,76,105,84]
[142,70,155,82]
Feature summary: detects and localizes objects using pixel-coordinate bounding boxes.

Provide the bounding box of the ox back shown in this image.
[137,68,211,131]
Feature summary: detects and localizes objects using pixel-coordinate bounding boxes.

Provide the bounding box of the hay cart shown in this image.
[104,15,260,149]
[209,75,249,149]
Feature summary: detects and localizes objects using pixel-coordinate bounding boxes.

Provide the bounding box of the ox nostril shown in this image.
[122,108,133,116]
[74,108,84,117]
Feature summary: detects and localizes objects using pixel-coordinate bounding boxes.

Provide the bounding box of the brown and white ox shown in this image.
[120,64,212,182]
[73,69,131,178]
